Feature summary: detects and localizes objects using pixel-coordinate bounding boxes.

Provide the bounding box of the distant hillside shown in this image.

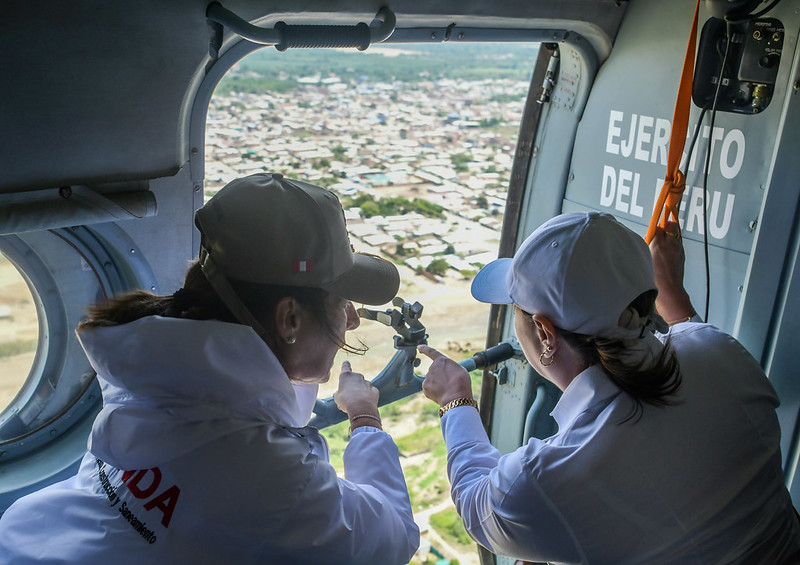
[215,42,539,95]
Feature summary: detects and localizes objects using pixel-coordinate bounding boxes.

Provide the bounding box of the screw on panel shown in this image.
[458,32,464,39]
[431,32,437,39]
[748,219,758,232]
[738,285,744,292]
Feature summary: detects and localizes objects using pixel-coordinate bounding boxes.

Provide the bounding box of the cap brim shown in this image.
[470,258,514,304]
[323,253,400,305]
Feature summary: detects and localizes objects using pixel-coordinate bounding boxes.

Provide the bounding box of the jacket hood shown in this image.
[78,316,318,470]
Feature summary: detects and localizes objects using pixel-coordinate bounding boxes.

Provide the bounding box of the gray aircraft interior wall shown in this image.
[553,0,800,494]
[489,0,800,521]
[568,0,793,334]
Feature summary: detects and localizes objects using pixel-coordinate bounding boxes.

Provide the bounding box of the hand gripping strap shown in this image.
[645,0,700,244]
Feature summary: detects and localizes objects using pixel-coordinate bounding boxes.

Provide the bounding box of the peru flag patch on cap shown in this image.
[293,260,313,273]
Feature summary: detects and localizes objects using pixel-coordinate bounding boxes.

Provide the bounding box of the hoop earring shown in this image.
[539,345,554,367]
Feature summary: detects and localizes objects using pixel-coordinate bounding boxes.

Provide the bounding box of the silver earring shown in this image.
[287,336,296,344]
[539,345,554,367]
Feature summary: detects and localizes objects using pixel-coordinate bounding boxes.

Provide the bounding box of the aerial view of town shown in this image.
[0,42,538,564]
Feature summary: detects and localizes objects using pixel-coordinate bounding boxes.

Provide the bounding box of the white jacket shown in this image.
[0,316,419,564]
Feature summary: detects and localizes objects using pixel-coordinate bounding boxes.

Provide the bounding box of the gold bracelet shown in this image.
[667,310,696,326]
[438,397,478,418]
[349,414,382,432]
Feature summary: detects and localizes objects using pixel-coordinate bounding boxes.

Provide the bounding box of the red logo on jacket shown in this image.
[122,467,181,528]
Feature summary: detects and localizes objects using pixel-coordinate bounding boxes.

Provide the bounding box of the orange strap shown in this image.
[645,0,700,244]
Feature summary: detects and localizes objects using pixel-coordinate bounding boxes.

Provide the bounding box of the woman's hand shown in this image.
[418,345,473,406]
[333,361,382,430]
[649,221,695,324]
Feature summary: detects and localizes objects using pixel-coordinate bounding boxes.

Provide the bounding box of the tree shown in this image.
[360,200,380,217]
[426,258,449,276]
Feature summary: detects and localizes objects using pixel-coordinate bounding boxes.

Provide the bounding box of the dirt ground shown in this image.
[320,262,492,398]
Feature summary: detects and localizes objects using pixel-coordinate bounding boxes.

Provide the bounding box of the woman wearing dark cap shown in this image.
[0,173,419,564]
[419,211,800,564]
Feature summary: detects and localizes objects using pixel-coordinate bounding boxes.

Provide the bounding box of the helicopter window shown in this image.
[0,252,38,413]
[0,227,156,512]
[204,42,536,562]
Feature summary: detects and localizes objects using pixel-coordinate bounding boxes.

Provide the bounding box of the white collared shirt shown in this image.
[441,322,800,564]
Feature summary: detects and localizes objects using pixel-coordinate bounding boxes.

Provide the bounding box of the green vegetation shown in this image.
[426,258,450,276]
[394,424,443,455]
[0,338,37,358]
[430,507,475,548]
[215,44,538,96]
[450,152,473,173]
[342,194,445,219]
[323,420,351,475]
[215,76,297,96]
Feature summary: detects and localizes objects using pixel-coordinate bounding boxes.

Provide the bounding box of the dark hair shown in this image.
[79,261,365,355]
[557,290,682,423]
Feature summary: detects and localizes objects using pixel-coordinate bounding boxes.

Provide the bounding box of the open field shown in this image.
[0,257,38,409]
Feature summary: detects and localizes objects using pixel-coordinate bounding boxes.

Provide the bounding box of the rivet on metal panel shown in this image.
[431,32,437,39]
[738,285,744,292]
[748,218,758,232]
[569,172,575,181]
[458,32,464,39]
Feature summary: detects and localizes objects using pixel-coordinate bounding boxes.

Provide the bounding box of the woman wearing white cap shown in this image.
[419,211,800,564]
[0,173,419,564]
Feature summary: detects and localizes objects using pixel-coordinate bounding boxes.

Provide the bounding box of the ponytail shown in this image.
[559,291,682,422]
[79,261,366,355]
[79,262,235,328]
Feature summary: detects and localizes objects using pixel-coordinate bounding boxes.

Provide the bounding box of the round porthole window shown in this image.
[0,225,155,512]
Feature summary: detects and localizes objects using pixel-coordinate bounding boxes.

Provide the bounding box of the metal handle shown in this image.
[309,341,520,429]
[206,3,396,50]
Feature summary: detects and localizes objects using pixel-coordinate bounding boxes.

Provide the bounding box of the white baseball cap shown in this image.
[471,212,667,339]
[195,173,399,334]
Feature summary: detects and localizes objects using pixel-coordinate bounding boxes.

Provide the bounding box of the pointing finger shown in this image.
[418,344,444,361]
